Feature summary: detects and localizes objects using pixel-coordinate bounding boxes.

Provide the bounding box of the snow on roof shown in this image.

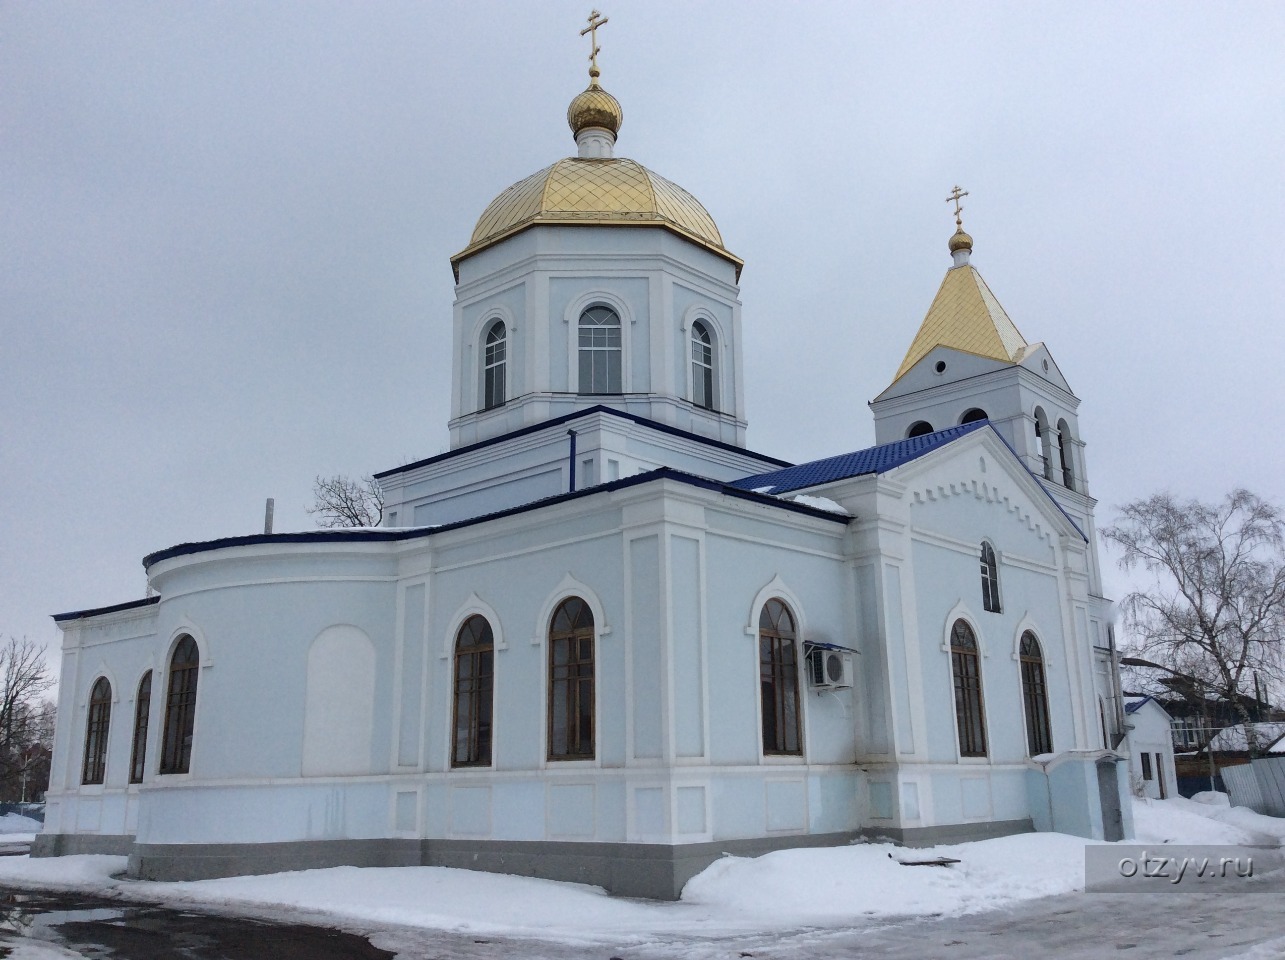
[1205,722,1285,753]
[787,494,850,515]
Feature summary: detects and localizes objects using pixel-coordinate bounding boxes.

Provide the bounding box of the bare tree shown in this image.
[0,638,56,801]
[1103,489,1285,754]
[307,474,384,528]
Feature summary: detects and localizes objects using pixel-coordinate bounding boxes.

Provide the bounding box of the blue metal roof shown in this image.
[1124,696,1153,715]
[730,421,989,495]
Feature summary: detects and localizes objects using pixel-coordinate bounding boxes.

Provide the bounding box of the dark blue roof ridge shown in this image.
[53,595,160,623]
[142,466,848,570]
[731,421,987,496]
[373,405,791,480]
[1124,695,1154,715]
[731,420,1088,542]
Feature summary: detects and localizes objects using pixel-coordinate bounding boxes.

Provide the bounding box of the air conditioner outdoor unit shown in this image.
[807,647,853,690]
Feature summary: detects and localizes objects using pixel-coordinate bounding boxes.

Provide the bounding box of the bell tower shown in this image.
[869,191,1101,592]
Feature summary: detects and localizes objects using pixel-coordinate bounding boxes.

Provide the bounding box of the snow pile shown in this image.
[1190,790,1231,807]
[143,865,676,943]
[0,813,44,834]
[0,854,125,892]
[683,832,1087,923]
[1131,794,1285,844]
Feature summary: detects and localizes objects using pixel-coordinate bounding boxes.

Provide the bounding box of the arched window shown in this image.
[1033,407,1053,480]
[129,671,152,784]
[960,408,988,424]
[950,620,987,757]
[759,598,802,756]
[1057,419,1075,490]
[691,321,714,410]
[82,677,112,785]
[548,598,594,760]
[483,321,506,410]
[578,306,622,395]
[1020,632,1053,756]
[906,421,934,438]
[160,635,199,775]
[980,542,1001,613]
[452,615,494,767]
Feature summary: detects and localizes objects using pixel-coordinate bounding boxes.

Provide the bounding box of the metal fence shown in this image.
[1220,757,1285,817]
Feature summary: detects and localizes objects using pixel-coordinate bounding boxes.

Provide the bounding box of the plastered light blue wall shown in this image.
[50,460,1117,856]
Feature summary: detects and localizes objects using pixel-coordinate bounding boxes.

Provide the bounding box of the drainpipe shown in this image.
[1107,625,1127,751]
[567,429,578,493]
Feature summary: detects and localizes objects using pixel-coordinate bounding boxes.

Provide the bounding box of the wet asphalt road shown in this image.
[0,889,395,959]
[2,874,1284,959]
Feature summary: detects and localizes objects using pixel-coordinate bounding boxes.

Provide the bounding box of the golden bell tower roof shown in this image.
[890,260,1028,383]
[888,192,1028,386]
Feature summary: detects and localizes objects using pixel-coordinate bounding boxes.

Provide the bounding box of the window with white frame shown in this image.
[483,320,506,410]
[578,306,622,394]
[691,320,714,410]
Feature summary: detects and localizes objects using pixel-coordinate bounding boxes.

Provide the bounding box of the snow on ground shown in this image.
[0,812,43,837]
[0,796,1277,946]
[1132,794,1285,844]
[3,942,88,959]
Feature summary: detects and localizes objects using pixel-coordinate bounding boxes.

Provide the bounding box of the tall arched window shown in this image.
[548,598,594,760]
[483,321,506,410]
[578,306,622,395]
[1033,407,1053,480]
[452,615,494,767]
[950,620,987,757]
[960,408,988,424]
[691,321,714,410]
[980,542,1001,613]
[82,677,112,785]
[129,671,152,784]
[906,421,934,438]
[759,598,802,756]
[1057,419,1075,490]
[160,635,199,775]
[1020,632,1053,756]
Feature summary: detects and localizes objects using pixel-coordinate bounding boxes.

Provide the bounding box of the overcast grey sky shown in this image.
[4,2,1284,658]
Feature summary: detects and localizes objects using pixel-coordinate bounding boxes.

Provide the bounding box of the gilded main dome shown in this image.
[452,157,741,277]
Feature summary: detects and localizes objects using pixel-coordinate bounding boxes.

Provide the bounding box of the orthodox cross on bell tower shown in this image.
[946,184,969,229]
[580,10,609,79]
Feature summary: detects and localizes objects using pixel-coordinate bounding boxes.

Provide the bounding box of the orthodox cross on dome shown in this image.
[580,9,609,79]
[946,184,969,229]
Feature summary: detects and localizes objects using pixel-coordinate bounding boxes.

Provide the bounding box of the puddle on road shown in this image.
[0,888,395,959]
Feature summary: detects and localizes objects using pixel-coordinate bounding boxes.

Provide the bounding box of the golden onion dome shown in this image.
[948,226,974,253]
[452,156,741,279]
[567,78,623,138]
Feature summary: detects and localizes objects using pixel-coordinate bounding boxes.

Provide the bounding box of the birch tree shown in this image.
[1103,489,1285,753]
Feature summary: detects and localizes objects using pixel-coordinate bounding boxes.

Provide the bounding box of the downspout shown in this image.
[1107,625,1127,751]
[567,429,577,493]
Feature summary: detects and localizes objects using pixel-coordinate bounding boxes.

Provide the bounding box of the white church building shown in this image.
[36,31,1132,899]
